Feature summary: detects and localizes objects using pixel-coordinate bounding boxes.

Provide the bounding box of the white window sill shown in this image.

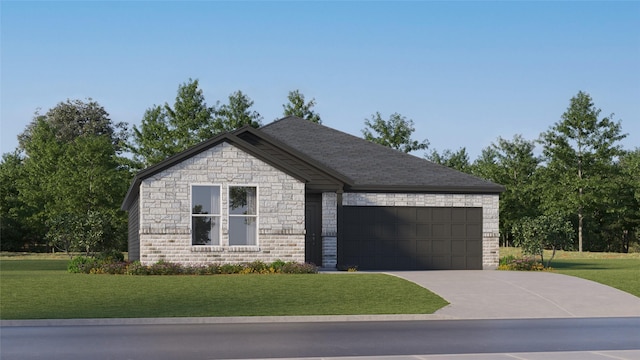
[191,246,224,252]
[227,246,260,252]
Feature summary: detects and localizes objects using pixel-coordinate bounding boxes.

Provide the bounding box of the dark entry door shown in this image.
[340,206,483,270]
[305,193,323,266]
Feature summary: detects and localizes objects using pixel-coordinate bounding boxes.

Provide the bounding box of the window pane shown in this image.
[229,187,256,215]
[192,216,220,245]
[192,186,220,214]
[228,217,256,246]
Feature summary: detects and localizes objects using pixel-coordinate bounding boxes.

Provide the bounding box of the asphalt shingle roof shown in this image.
[261,116,504,193]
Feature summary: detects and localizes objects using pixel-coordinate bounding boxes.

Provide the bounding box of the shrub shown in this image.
[499,255,516,266]
[68,257,318,276]
[219,263,243,274]
[245,260,268,273]
[126,261,150,275]
[498,257,547,271]
[281,262,318,274]
[68,256,98,273]
[270,259,286,271]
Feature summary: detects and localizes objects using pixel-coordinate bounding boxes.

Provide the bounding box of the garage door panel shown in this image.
[398,224,417,238]
[452,256,467,269]
[467,240,482,256]
[340,206,482,270]
[468,224,482,238]
[416,208,432,222]
[467,209,483,222]
[396,207,416,224]
[452,208,468,222]
[416,240,431,253]
[432,239,449,255]
[432,256,451,270]
[432,208,451,222]
[466,256,482,270]
[451,224,468,238]
[416,256,432,268]
[417,224,430,237]
[397,239,415,254]
[432,224,450,237]
[395,255,412,268]
[451,240,466,255]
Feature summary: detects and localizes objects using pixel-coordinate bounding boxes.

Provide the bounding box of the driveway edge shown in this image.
[0,314,457,327]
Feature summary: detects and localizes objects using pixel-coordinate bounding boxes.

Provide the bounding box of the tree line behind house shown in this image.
[1,79,638,255]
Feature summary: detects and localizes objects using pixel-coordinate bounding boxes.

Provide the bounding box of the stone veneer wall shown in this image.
[341,193,500,269]
[137,142,306,265]
[321,192,338,268]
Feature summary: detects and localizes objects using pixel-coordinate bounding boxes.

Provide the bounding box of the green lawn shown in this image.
[0,259,448,320]
[500,247,640,297]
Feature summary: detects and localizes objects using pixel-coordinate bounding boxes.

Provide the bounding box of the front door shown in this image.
[305,193,323,266]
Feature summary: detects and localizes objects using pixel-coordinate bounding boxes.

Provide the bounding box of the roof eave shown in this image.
[235,125,354,186]
[346,184,505,194]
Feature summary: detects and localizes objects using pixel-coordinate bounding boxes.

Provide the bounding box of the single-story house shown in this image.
[121,116,504,270]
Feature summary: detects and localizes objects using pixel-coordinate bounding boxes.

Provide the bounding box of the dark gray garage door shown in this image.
[339,206,483,270]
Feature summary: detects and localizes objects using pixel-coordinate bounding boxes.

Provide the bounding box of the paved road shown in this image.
[2,318,639,360]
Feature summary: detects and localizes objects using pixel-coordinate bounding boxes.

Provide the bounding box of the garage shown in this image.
[339,206,483,270]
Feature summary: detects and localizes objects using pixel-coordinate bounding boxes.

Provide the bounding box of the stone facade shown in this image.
[341,193,500,269]
[136,142,306,265]
[321,192,338,268]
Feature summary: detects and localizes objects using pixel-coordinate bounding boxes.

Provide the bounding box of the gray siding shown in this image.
[127,195,140,261]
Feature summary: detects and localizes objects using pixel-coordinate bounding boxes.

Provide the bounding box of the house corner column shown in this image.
[483,195,500,269]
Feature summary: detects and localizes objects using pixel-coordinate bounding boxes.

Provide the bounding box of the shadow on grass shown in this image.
[550,261,608,270]
[551,258,639,271]
[0,259,67,272]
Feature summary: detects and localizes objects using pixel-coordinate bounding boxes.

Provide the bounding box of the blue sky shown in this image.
[2,1,638,160]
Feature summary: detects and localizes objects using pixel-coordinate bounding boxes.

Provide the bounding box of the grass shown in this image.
[500,247,640,297]
[0,259,448,320]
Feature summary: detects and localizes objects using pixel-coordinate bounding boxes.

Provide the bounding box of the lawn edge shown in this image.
[0,314,457,326]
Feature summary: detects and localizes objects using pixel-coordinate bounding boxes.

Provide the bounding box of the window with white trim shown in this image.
[228,186,258,246]
[191,185,221,246]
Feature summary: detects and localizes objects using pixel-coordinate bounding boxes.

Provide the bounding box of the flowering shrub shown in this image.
[498,256,549,271]
[68,258,318,275]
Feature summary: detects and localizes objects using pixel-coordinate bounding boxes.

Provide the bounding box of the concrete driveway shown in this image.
[388,270,640,319]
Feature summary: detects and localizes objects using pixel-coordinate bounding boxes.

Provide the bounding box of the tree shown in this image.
[539,91,627,252]
[0,152,37,251]
[18,99,127,153]
[215,90,263,132]
[426,148,471,173]
[362,112,428,153]
[16,100,130,254]
[472,135,541,246]
[512,214,574,268]
[282,90,321,123]
[130,79,217,167]
[130,105,177,167]
[593,149,640,252]
[167,78,218,149]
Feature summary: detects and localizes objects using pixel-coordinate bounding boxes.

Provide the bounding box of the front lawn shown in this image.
[500,247,640,297]
[0,259,448,320]
[553,259,640,298]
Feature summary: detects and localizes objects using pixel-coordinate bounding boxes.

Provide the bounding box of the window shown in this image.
[191,185,221,246]
[228,186,257,246]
